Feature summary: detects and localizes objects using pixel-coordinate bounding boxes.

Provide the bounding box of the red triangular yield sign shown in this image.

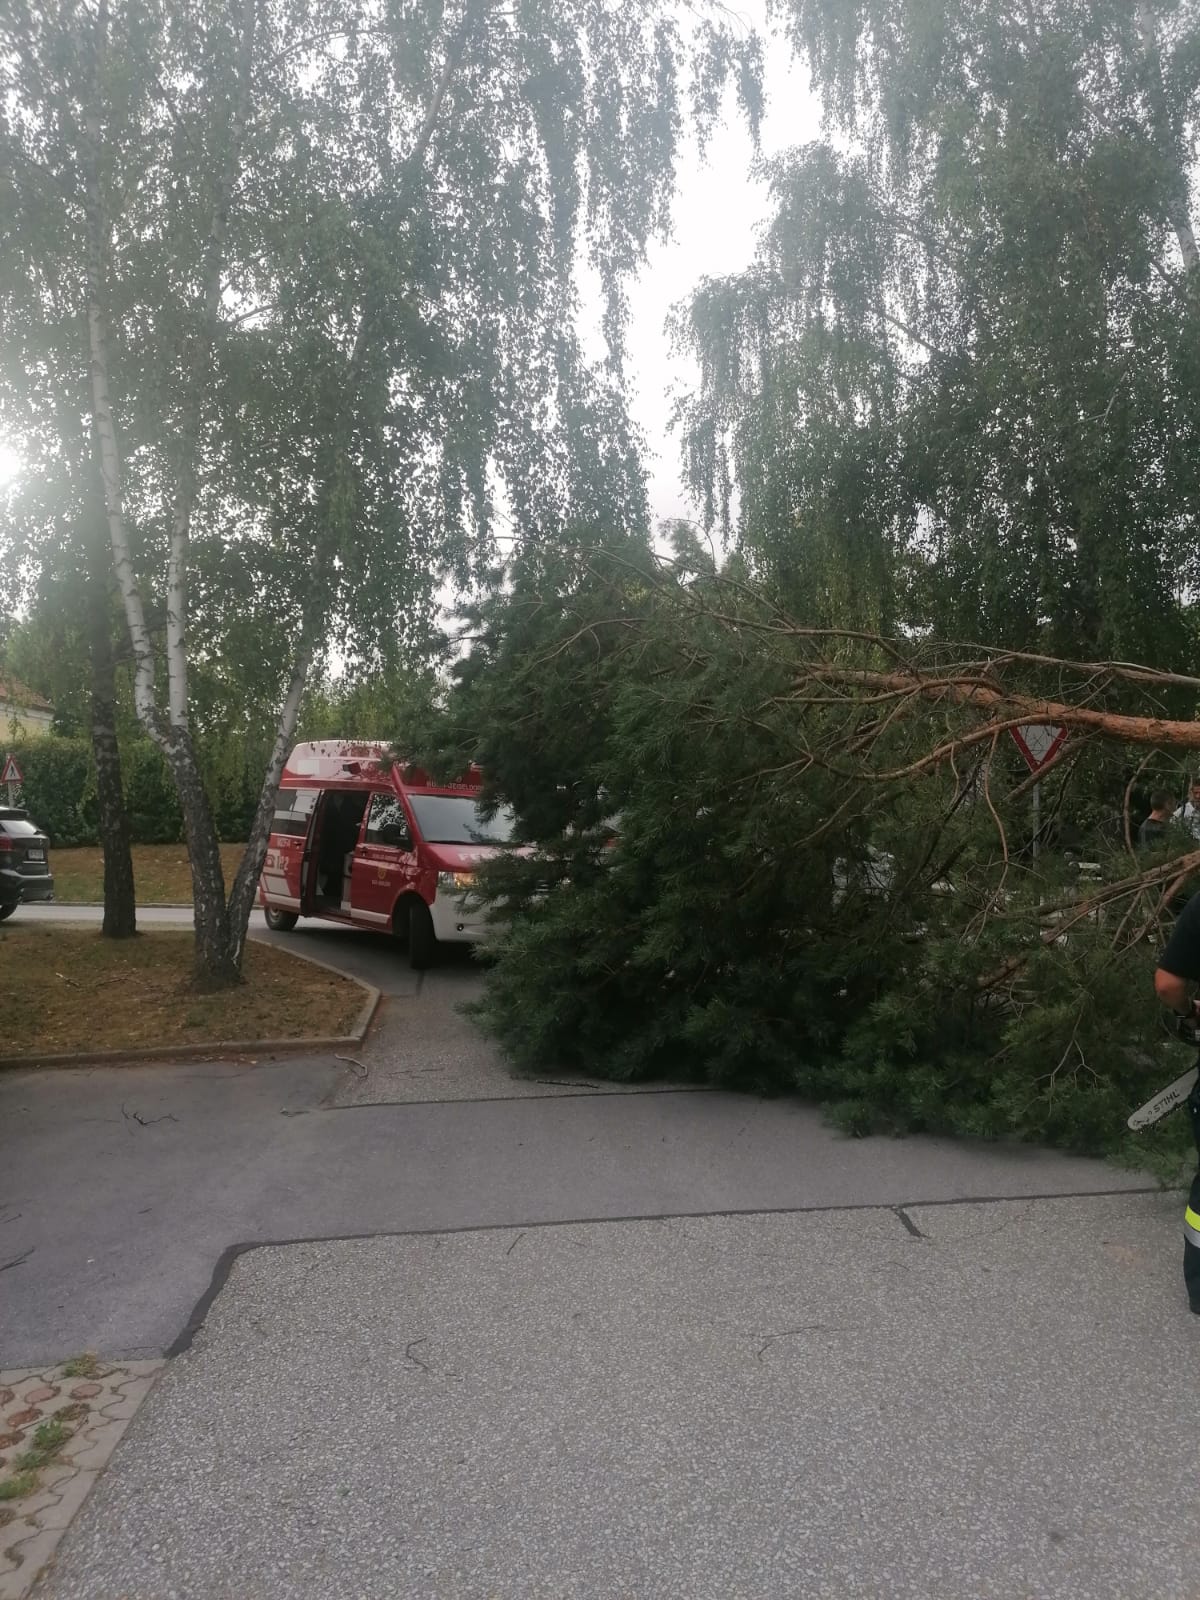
[1011,725,1067,774]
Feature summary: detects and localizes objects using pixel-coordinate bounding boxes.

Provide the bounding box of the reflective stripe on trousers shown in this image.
[1186,1079,1200,1308]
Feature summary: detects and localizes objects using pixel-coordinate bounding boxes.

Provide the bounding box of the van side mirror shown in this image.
[378,822,411,849]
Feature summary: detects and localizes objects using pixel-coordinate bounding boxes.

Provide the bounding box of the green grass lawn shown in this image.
[50,843,247,904]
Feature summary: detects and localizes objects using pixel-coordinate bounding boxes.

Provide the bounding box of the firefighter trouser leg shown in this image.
[1186,1080,1200,1309]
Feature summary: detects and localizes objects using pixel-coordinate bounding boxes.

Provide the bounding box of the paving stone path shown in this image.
[0,1361,163,1600]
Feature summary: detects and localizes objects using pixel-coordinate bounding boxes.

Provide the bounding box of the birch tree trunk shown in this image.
[84,500,136,939]
[1136,0,1200,274]
[163,0,257,735]
[151,0,258,984]
[225,622,319,968]
[82,0,255,985]
[82,6,159,743]
[169,735,237,986]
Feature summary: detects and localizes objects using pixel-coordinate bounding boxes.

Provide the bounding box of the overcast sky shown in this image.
[610,7,819,529]
[0,6,821,536]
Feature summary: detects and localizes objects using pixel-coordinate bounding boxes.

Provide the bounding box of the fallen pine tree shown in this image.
[415,537,1200,1170]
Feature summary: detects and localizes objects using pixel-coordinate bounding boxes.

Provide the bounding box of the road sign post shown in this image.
[1,754,22,808]
[1010,726,1067,860]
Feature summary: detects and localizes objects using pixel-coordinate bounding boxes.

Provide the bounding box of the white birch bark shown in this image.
[1136,0,1199,274]
[81,3,166,748]
[226,625,320,965]
[165,0,259,730]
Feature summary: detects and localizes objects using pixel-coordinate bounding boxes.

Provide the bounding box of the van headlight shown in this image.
[437,871,475,892]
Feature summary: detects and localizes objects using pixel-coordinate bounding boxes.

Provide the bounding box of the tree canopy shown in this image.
[0,0,761,978]
[675,0,1200,663]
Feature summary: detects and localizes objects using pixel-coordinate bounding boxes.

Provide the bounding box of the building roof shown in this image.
[0,676,53,712]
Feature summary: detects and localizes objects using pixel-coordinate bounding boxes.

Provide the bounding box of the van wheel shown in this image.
[408,900,438,970]
[264,907,299,932]
[0,903,16,923]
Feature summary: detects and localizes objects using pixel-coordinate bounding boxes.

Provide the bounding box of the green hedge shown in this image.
[198,736,268,843]
[3,736,253,846]
[121,741,184,844]
[1,738,96,846]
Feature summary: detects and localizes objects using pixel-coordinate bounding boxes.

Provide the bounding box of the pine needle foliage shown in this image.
[419,537,1193,1170]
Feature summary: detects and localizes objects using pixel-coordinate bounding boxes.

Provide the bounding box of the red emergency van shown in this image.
[258,741,514,968]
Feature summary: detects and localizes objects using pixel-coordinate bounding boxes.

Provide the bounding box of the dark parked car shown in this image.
[0,809,54,921]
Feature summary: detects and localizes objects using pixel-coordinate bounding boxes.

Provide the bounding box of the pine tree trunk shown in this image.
[85,509,135,939]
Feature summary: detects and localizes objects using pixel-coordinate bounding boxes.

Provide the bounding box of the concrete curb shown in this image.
[0,946,381,1072]
[49,901,194,910]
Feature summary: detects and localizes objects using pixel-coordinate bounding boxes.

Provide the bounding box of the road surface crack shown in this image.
[756,1325,849,1362]
[404,1338,431,1373]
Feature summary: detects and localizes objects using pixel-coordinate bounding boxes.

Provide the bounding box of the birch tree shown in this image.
[676,0,1200,664]
[1,0,760,984]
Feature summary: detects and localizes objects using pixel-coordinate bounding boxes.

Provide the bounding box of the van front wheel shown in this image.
[264,906,299,932]
[408,900,438,970]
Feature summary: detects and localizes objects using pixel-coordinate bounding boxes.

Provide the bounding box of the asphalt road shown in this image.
[5,902,1197,1598]
[1,901,1163,1370]
[2,1045,1161,1368]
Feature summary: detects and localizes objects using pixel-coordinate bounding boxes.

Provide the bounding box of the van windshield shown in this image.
[406,794,516,846]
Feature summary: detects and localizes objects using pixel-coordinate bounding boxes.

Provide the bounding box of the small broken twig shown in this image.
[120,1103,178,1128]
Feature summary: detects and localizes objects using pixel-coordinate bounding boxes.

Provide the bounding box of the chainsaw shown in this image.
[1127,1008,1200,1130]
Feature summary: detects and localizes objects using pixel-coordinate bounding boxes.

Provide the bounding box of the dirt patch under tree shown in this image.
[0,928,364,1056]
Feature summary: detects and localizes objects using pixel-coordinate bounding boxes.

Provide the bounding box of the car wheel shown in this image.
[264,906,299,932]
[0,902,16,922]
[408,899,438,970]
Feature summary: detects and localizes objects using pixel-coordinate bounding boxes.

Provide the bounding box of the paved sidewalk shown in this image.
[36,1196,1198,1600]
[332,958,708,1104]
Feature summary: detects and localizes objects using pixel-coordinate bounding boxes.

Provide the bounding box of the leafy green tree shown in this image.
[2,472,137,933]
[1,0,760,984]
[675,0,1200,664]
[299,661,445,744]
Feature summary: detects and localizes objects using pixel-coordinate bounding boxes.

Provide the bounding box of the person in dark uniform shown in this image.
[1139,789,1178,850]
[1154,891,1200,1312]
